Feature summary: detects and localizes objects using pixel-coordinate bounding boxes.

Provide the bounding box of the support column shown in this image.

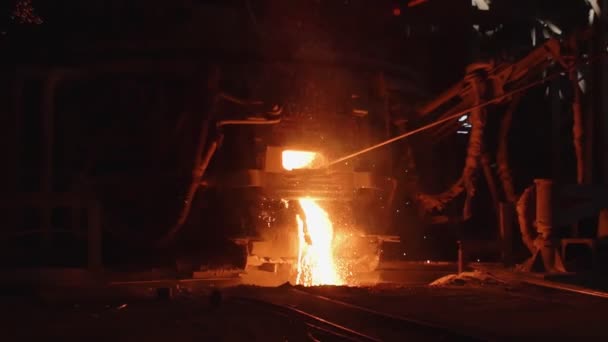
[499,202,513,266]
[457,240,464,274]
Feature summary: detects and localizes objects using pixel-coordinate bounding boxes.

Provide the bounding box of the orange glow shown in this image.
[296,198,343,286]
[282,150,318,171]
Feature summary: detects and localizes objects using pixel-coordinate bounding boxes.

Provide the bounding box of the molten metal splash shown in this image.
[295,198,343,286]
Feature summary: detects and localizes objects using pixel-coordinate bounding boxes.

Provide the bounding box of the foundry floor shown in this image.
[3,279,608,341]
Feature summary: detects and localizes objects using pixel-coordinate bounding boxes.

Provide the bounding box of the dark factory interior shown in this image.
[2,0,608,340]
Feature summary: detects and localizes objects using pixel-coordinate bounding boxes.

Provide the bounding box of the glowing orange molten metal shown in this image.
[280,149,343,286]
[282,150,317,171]
[296,198,343,286]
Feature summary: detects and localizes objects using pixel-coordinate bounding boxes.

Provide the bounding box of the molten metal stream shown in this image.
[281,149,344,286]
[295,198,343,286]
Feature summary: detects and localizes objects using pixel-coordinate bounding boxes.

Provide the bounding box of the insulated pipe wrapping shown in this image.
[416,178,464,212]
[516,185,537,253]
[158,137,221,246]
[461,74,486,220]
[534,179,553,238]
[497,96,521,203]
[397,134,464,213]
[533,178,564,271]
[157,70,220,246]
[415,74,486,215]
[569,68,585,184]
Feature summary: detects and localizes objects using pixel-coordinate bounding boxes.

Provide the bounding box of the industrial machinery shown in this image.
[186,67,404,285]
[373,28,606,273]
[4,1,604,282]
[193,27,601,281]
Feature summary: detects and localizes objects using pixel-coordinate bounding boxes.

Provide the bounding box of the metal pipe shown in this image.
[218,93,264,106]
[217,93,282,116]
[535,179,553,240]
[569,62,585,238]
[457,241,464,274]
[158,65,221,246]
[216,118,281,128]
[496,96,521,203]
[416,177,464,212]
[157,137,221,246]
[570,62,585,185]
[324,44,604,169]
[323,65,572,168]
[461,75,485,220]
[516,185,537,254]
[163,109,212,242]
[534,179,565,272]
[499,202,514,266]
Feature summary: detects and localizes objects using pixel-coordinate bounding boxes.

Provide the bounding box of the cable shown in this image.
[324,52,607,168]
